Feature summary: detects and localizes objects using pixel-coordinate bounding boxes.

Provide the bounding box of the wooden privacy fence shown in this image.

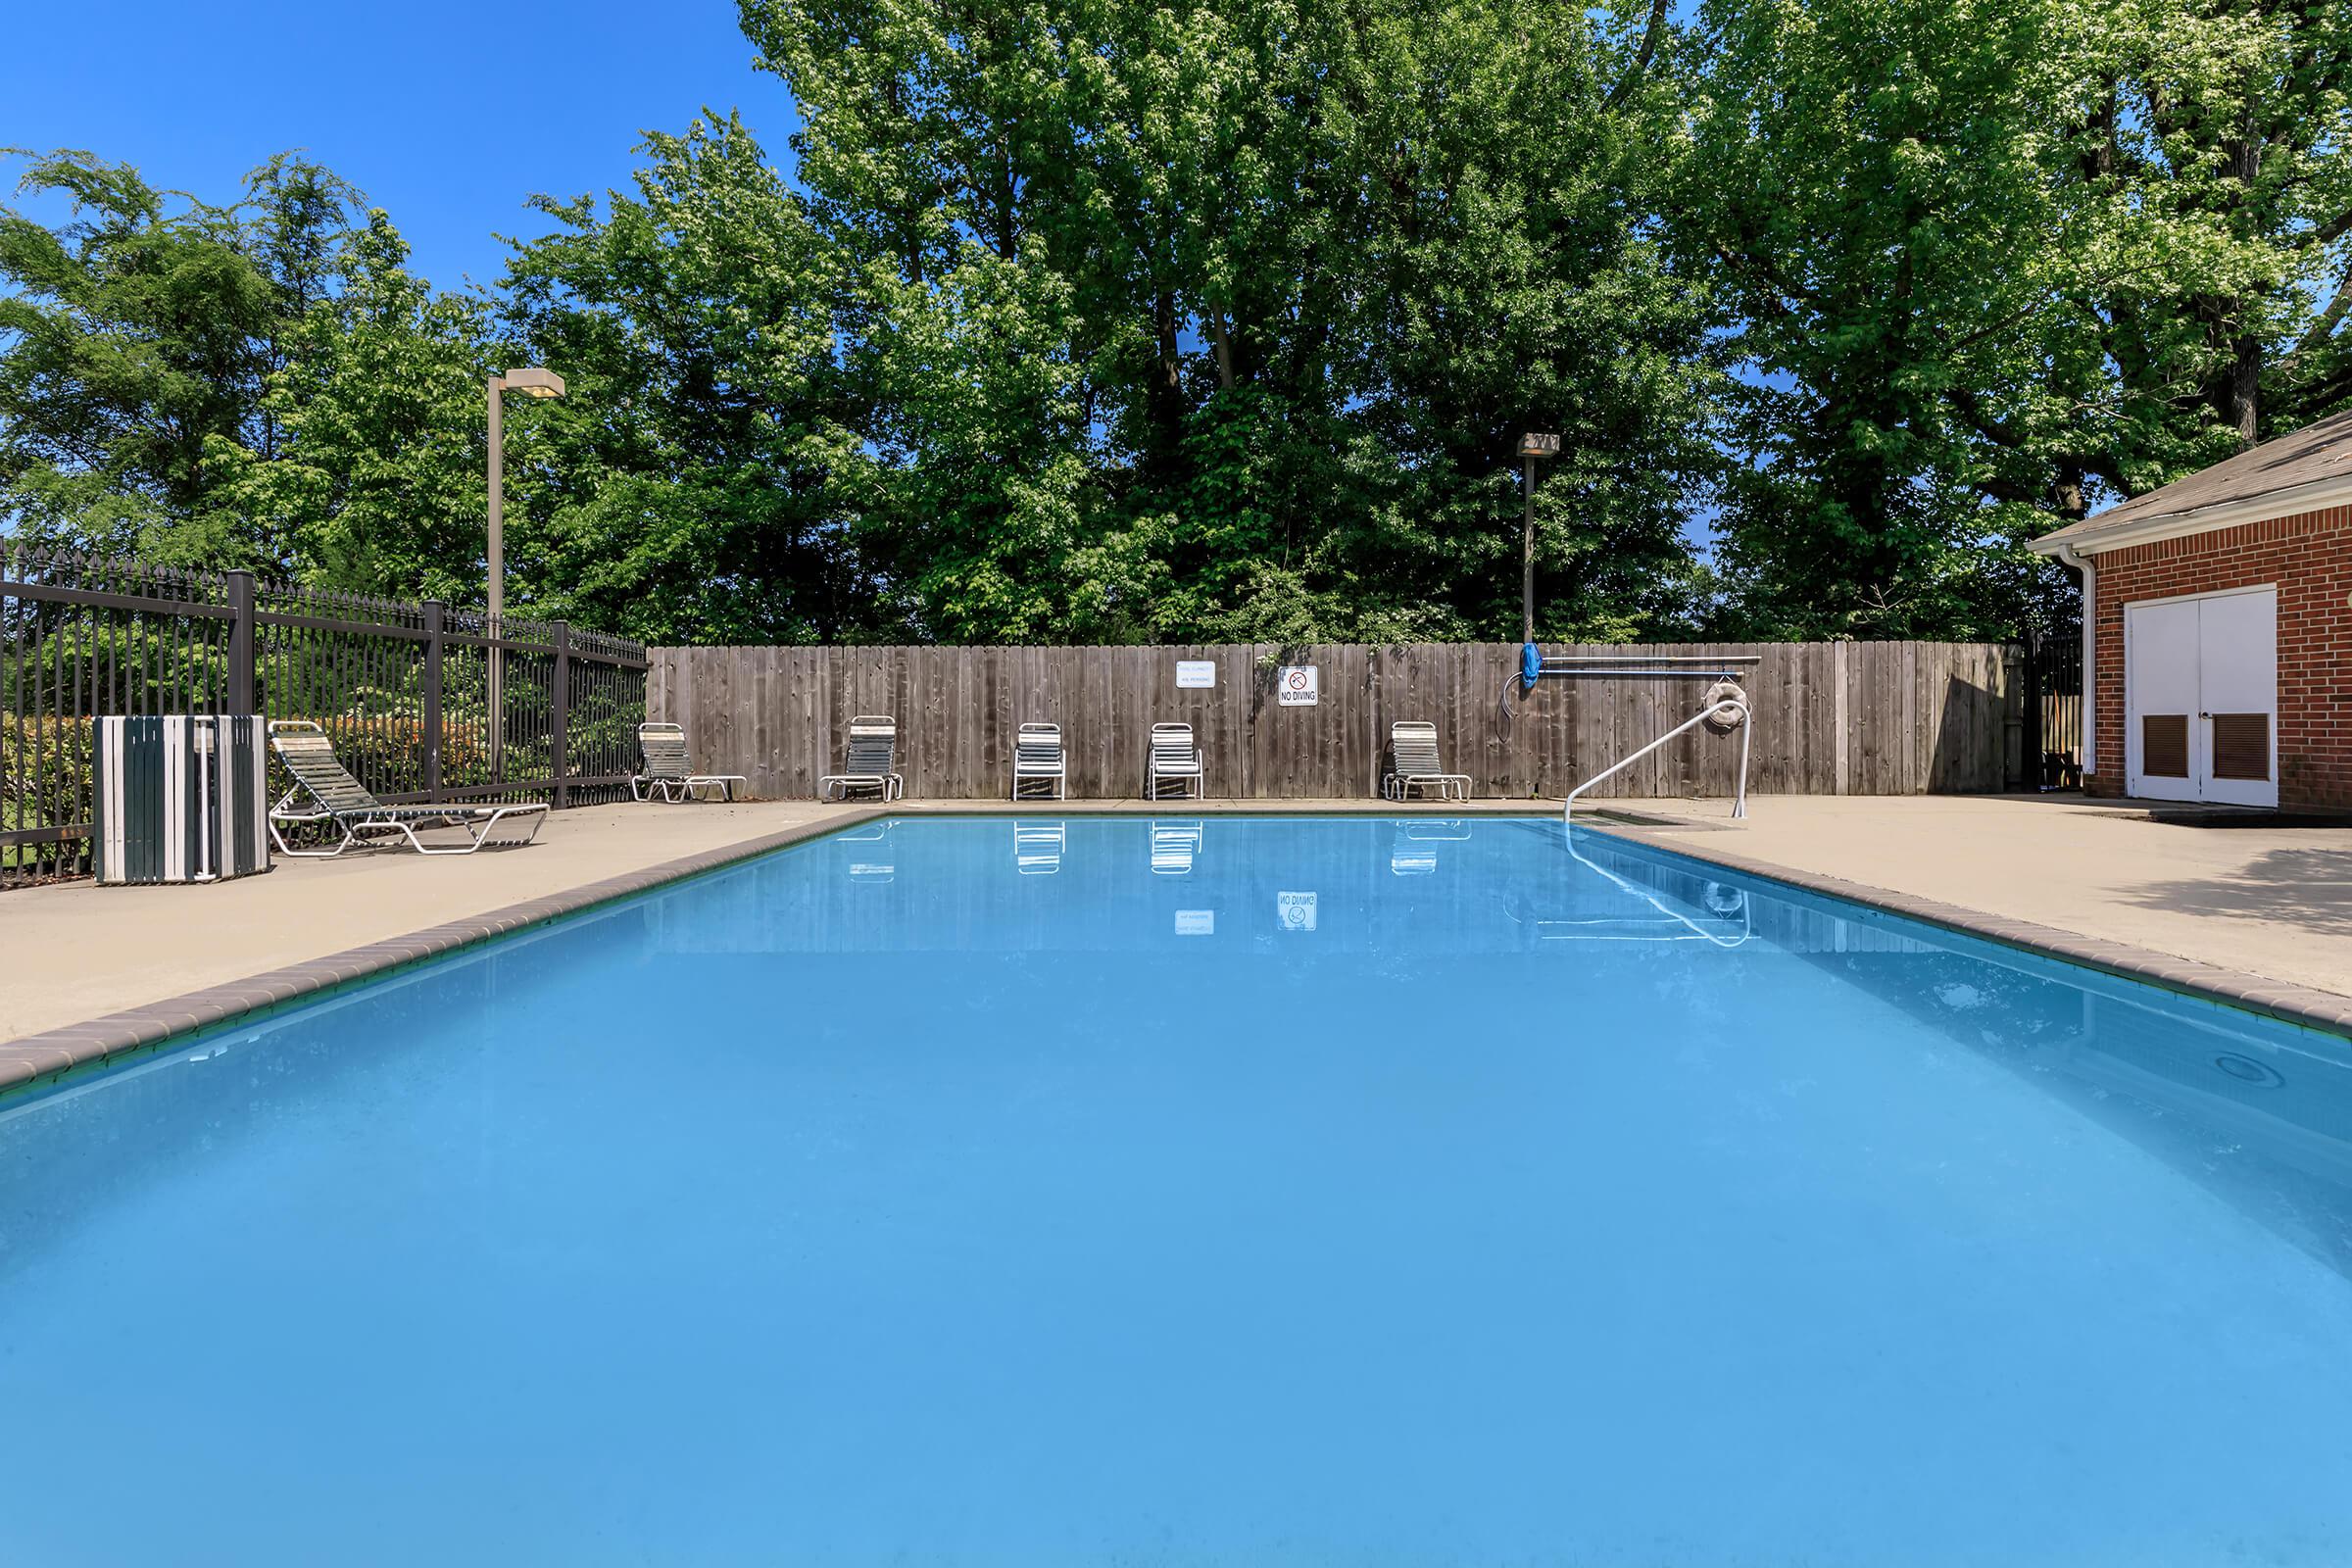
[648,641,2024,801]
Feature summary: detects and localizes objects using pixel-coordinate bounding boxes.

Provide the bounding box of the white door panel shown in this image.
[2196,587,2278,808]
[2126,598,2199,803]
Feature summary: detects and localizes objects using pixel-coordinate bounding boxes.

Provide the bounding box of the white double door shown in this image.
[2124,584,2277,807]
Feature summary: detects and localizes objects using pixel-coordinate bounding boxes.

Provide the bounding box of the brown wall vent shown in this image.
[2141,714,2189,778]
[2211,713,2271,781]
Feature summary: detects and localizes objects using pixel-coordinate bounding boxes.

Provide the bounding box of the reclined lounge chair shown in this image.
[1383,720,1471,802]
[820,714,906,801]
[267,720,548,857]
[633,722,747,803]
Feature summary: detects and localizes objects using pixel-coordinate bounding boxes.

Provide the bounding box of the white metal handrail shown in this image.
[1563,698,1751,822]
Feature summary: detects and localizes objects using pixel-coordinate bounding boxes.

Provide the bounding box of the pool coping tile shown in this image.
[0,807,893,1098]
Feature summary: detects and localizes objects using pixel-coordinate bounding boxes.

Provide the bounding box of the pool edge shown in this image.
[1588,824,2352,1042]
[0,807,896,1097]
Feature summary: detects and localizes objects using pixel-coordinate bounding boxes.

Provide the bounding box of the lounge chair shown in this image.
[820,714,905,801]
[267,720,547,857]
[633,722,747,803]
[1147,722,1203,800]
[1383,720,1471,802]
[1011,721,1066,800]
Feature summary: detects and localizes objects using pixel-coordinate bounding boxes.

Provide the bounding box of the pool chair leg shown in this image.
[395,806,550,855]
[269,813,359,858]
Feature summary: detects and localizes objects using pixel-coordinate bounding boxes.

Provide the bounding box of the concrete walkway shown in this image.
[1613,793,2352,1001]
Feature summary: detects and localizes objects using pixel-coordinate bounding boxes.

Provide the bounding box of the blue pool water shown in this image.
[5,815,2352,1565]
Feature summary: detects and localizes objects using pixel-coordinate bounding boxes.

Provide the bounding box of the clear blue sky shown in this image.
[4,0,795,289]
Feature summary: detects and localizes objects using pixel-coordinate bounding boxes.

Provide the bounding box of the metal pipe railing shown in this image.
[1563,698,1751,822]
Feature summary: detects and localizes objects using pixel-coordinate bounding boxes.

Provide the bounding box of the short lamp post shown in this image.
[1518,432,1560,647]
[486,367,564,779]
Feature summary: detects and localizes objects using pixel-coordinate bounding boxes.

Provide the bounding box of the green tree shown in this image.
[205,211,500,601]
[0,149,359,564]
[500,114,880,643]
[738,0,1719,644]
[1685,0,2352,638]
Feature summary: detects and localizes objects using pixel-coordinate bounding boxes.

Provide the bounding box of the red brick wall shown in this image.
[2084,504,2352,808]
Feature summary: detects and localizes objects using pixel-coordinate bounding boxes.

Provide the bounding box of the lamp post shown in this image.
[1517,432,1560,646]
[486,367,564,779]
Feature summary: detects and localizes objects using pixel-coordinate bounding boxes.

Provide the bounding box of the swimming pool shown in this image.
[4,814,2349,1564]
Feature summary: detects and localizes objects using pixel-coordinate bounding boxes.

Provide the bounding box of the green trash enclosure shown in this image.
[94,716,270,885]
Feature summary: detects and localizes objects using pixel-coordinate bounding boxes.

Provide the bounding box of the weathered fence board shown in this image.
[647,641,2024,801]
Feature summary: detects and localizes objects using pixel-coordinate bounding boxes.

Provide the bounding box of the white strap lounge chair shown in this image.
[820,714,905,801]
[1147,721,1204,800]
[267,720,548,857]
[1011,721,1066,800]
[1383,720,1471,802]
[633,722,747,803]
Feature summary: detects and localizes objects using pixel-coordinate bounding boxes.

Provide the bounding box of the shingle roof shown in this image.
[2034,409,2352,548]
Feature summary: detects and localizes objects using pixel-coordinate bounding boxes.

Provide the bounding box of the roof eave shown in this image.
[2029,470,2352,558]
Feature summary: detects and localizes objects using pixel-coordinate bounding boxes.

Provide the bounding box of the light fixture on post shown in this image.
[486,367,565,780]
[1517,432,1561,656]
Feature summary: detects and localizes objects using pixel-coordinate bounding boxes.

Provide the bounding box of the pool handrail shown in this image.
[1563,697,1751,823]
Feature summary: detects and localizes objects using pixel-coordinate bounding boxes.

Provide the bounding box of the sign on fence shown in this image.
[1176,660,1216,688]
[1277,665,1319,706]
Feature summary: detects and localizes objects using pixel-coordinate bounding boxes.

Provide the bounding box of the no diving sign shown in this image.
[1277,665,1319,707]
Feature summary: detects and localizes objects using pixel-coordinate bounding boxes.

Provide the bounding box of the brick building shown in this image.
[2031,411,2352,809]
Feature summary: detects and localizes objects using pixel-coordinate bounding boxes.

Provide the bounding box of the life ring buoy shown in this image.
[1701,679,1748,734]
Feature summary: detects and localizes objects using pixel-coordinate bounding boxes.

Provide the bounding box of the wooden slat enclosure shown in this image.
[647,642,2024,801]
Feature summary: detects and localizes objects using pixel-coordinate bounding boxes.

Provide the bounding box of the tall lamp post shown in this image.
[1517,432,1560,648]
[486,367,564,779]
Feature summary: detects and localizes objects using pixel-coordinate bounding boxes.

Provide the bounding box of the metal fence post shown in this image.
[422,600,445,804]
[226,570,256,714]
[552,620,571,809]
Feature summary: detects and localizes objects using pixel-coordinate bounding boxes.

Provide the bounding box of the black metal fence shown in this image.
[2023,626,2085,790]
[2,540,648,888]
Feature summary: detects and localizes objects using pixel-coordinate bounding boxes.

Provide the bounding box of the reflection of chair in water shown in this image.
[1151,819,1203,874]
[1390,819,1470,876]
[839,823,894,881]
[1015,820,1065,874]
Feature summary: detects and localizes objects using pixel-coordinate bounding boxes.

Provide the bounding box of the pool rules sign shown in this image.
[1277,665,1319,707]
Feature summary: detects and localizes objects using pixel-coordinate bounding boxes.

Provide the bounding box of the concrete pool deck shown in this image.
[5,791,2349,1089]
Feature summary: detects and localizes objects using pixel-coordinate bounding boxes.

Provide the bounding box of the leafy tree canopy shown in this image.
[3,0,2347,644]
